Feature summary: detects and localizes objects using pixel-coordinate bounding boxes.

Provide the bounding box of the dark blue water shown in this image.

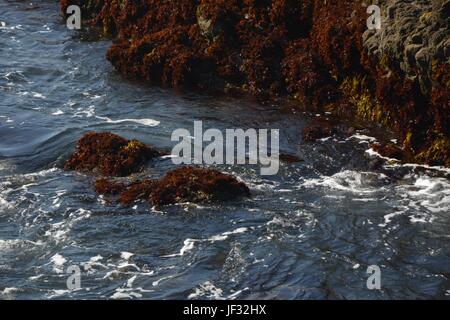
[1,1,449,299]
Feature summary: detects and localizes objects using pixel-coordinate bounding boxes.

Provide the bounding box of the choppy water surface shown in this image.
[1,1,449,299]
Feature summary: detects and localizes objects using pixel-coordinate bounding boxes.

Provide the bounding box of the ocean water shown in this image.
[0,1,449,299]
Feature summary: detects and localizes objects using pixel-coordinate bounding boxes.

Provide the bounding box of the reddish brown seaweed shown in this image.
[95,166,250,205]
[64,132,162,176]
[60,0,450,167]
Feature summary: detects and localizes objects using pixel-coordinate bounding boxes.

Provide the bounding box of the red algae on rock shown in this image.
[302,119,335,142]
[60,0,450,167]
[94,178,125,195]
[150,166,250,205]
[95,166,250,206]
[64,132,163,176]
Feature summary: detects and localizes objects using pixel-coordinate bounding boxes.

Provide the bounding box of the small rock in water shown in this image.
[95,166,250,206]
[64,132,163,176]
[151,167,250,205]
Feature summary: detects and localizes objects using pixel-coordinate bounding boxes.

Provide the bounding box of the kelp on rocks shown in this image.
[65,132,250,205]
[95,167,251,205]
[64,132,163,176]
[61,0,450,167]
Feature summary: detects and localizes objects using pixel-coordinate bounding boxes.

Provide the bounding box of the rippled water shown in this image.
[1,1,449,300]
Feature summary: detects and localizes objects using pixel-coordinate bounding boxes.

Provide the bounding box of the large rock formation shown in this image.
[60,0,449,166]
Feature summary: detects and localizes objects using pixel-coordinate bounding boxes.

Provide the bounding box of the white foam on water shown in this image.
[188,281,224,300]
[0,239,43,250]
[348,133,377,143]
[1,287,20,295]
[73,105,96,118]
[352,197,377,202]
[47,289,71,299]
[127,275,137,288]
[379,208,408,227]
[0,194,13,210]
[120,252,134,260]
[403,177,449,209]
[95,115,160,127]
[267,216,295,228]
[247,179,280,192]
[163,238,197,258]
[209,227,249,242]
[227,287,250,300]
[50,253,66,273]
[301,170,389,194]
[391,175,450,225]
[81,255,106,273]
[28,274,44,281]
[117,262,140,272]
[409,214,436,224]
[32,92,46,99]
[152,274,176,287]
[188,282,248,300]
[162,227,249,258]
[52,109,64,115]
[43,207,91,243]
[111,291,140,299]
[366,148,450,174]
[110,287,152,299]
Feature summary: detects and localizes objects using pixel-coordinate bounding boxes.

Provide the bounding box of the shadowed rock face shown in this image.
[95,167,251,205]
[64,132,163,176]
[60,0,449,167]
[302,119,335,142]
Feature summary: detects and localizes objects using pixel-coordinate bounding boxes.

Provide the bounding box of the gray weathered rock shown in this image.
[363,0,450,94]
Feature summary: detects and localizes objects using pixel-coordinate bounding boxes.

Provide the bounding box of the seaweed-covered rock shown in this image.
[60,0,450,167]
[95,166,250,205]
[94,178,125,195]
[151,166,250,205]
[64,132,162,176]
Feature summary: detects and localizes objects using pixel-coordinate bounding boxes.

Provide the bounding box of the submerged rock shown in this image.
[64,132,162,176]
[95,166,250,206]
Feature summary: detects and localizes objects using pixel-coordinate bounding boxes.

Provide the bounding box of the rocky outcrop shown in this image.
[95,167,251,205]
[360,0,450,166]
[60,0,449,167]
[64,132,163,176]
[65,132,250,205]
